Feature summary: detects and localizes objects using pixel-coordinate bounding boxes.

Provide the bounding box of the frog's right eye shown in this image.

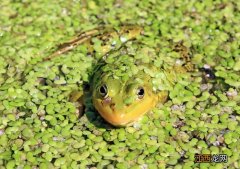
[137,87,144,99]
[99,84,108,98]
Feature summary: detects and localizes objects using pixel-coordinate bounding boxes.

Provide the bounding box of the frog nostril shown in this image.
[110,103,115,109]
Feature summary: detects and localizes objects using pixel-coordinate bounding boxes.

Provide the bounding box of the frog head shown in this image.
[92,69,163,126]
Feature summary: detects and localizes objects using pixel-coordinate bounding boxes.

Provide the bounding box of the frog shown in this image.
[42,25,193,127]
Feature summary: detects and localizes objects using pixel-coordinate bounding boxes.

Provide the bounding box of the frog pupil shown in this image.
[137,87,144,99]
[99,85,108,97]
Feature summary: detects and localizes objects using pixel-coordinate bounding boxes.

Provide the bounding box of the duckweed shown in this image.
[0,0,239,168]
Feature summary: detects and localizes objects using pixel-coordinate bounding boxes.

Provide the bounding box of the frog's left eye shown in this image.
[137,87,144,99]
[99,84,108,98]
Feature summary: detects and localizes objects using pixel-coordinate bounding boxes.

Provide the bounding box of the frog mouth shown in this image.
[96,106,144,126]
[93,96,158,126]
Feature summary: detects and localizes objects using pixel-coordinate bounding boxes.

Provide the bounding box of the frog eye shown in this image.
[137,87,144,99]
[99,84,108,98]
